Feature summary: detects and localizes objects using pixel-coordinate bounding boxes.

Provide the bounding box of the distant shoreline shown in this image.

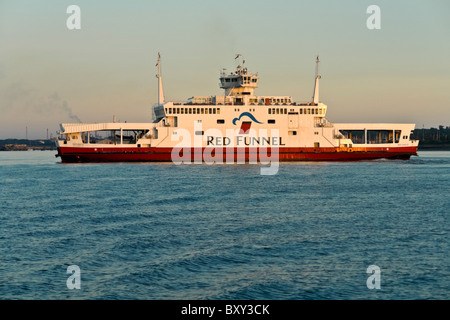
[0,139,57,151]
[418,145,450,151]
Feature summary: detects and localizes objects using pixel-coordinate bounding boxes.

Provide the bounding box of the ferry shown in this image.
[55,54,419,163]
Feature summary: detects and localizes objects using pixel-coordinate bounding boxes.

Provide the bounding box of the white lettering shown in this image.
[260,129,279,175]
[366,5,381,30]
[225,305,270,315]
[181,305,215,317]
[367,265,381,289]
[66,265,81,289]
[66,5,81,30]
[171,129,191,165]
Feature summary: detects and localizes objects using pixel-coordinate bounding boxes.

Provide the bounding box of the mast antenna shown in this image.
[312,55,321,104]
[235,53,244,74]
[156,52,165,105]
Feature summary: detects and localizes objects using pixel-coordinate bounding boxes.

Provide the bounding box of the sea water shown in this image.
[0,151,448,299]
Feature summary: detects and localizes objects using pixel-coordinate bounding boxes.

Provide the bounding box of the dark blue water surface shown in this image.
[0,151,448,300]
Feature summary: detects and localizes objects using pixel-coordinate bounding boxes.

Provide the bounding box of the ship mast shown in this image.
[156,53,165,105]
[312,55,321,104]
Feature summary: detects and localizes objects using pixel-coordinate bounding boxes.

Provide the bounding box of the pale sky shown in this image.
[1,0,449,139]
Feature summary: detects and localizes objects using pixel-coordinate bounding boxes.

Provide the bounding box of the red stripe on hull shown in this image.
[56,146,418,163]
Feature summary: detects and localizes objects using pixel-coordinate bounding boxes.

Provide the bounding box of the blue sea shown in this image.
[0,151,448,300]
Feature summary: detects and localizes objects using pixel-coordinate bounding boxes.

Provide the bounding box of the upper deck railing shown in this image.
[171,101,322,107]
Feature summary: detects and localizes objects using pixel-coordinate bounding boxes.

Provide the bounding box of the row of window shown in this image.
[300,108,325,115]
[263,98,292,104]
[165,107,325,116]
[340,130,405,144]
[268,108,325,115]
[221,77,258,84]
[268,108,288,115]
[166,107,221,115]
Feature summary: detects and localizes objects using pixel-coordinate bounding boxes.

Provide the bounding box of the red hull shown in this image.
[56,146,418,163]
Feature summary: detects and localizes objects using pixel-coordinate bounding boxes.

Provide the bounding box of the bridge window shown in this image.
[217,119,225,124]
[268,119,276,124]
